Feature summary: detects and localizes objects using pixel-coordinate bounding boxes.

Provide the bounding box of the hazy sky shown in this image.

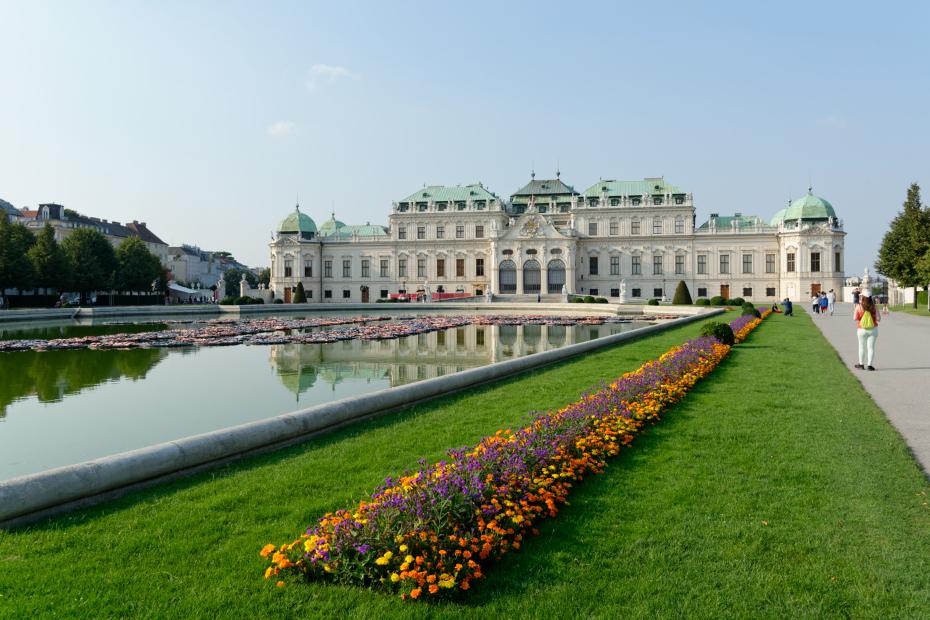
[1,1,928,271]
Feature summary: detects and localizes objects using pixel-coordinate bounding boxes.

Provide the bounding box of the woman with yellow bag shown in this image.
[854,294,880,371]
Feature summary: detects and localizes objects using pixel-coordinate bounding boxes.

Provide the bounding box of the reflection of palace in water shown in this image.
[269,323,629,397]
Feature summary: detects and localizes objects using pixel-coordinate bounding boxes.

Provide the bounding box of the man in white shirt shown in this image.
[827,289,836,315]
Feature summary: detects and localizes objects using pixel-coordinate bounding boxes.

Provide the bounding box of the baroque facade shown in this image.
[269,175,846,303]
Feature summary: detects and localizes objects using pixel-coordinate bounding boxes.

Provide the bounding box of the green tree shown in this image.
[27,224,70,294]
[876,183,930,308]
[671,280,693,305]
[293,281,306,303]
[115,237,162,293]
[62,228,116,304]
[258,267,271,287]
[0,218,36,294]
[223,267,257,297]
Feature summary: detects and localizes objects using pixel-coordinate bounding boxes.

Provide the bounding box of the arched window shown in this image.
[547,259,566,294]
[523,259,541,294]
[499,260,517,294]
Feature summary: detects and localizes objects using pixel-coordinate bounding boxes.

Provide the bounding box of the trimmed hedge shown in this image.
[700,321,735,346]
[695,298,710,306]
[671,280,693,305]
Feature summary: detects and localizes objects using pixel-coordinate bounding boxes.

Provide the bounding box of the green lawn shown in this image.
[1,312,928,618]
[890,304,930,317]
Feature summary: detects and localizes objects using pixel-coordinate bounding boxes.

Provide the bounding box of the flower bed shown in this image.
[261,313,768,598]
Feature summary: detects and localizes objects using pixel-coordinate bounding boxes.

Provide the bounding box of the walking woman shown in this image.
[854,294,880,371]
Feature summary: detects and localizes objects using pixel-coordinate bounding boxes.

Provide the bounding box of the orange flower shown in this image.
[410,588,421,599]
[428,584,439,594]
[260,544,276,558]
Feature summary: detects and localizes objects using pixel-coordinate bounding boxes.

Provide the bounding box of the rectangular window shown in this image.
[588,222,598,236]
[436,225,444,239]
[675,196,684,205]
[307,290,312,299]
[787,253,796,272]
[811,252,820,272]
[742,254,753,274]
[610,288,619,297]
[653,219,661,234]
[456,258,465,277]
[342,289,350,299]
[610,198,619,206]
[456,225,464,239]
[610,256,620,276]
[324,260,332,278]
[697,287,707,297]
[589,256,599,275]
[380,259,388,277]
[303,263,312,278]
[675,255,684,275]
[653,288,663,297]
[742,287,752,297]
[632,288,642,297]
[653,255,663,275]
[398,258,407,277]
[324,289,332,299]
[719,255,730,274]
[632,256,641,275]
[361,260,370,278]
[342,259,351,278]
[417,258,426,278]
[765,253,776,273]
[675,218,684,234]
[653,196,663,206]
[697,255,707,274]
[380,289,388,298]
[284,260,292,278]
[417,226,426,240]
[476,327,485,346]
[475,258,485,277]
[398,226,406,240]
[834,251,841,273]
[631,220,640,235]
[589,288,599,296]
[475,225,484,238]
[436,258,445,278]
[766,287,776,296]
[609,220,619,236]
[632,197,641,206]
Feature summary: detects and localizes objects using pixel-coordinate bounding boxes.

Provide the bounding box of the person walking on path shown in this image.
[828,289,836,315]
[854,294,880,371]
[812,293,820,315]
[819,293,829,316]
[782,298,793,316]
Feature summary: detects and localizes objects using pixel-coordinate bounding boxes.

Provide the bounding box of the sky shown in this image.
[1,1,928,272]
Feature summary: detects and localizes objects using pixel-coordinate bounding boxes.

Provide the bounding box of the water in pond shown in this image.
[0,314,649,480]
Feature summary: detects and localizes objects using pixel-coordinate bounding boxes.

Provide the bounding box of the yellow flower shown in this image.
[390,573,400,583]
[399,544,408,552]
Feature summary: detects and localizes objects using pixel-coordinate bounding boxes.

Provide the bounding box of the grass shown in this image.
[890,304,930,317]
[1,312,929,618]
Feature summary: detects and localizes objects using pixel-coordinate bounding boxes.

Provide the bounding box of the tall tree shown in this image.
[258,267,271,287]
[115,237,162,293]
[27,224,69,294]
[876,183,930,308]
[223,267,257,297]
[0,218,36,294]
[62,228,116,304]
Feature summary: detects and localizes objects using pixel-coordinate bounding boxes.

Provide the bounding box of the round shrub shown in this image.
[273,298,284,304]
[596,297,609,303]
[710,295,726,306]
[695,298,710,306]
[728,297,744,306]
[700,321,735,346]
[742,301,755,309]
[584,295,595,303]
[647,298,660,306]
[741,305,756,316]
[571,297,585,303]
[751,308,762,318]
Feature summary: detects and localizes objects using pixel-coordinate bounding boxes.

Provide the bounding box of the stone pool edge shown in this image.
[0,309,723,528]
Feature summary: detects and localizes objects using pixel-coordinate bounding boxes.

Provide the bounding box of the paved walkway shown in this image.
[810,302,930,476]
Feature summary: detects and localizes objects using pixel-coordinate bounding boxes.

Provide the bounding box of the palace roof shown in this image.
[774,189,837,223]
[511,177,577,198]
[582,177,685,197]
[695,214,769,231]
[277,205,317,235]
[399,183,497,204]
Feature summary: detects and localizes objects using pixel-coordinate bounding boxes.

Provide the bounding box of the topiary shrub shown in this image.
[728,297,744,306]
[596,297,609,303]
[751,308,762,318]
[672,280,693,305]
[220,296,236,305]
[710,295,725,306]
[741,305,757,316]
[571,297,585,303]
[647,298,660,305]
[742,301,755,309]
[695,298,710,306]
[584,295,595,303]
[700,321,735,346]
[273,298,284,304]
[293,282,307,303]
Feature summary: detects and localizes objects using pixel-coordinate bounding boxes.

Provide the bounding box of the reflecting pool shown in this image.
[0,315,649,480]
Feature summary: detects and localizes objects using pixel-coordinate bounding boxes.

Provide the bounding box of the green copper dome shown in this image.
[769,208,787,226]
[278,205,317,235]
[778,189,837,223]
[318,212,346,236]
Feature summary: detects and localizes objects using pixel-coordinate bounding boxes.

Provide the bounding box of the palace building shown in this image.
[269,174,846,303]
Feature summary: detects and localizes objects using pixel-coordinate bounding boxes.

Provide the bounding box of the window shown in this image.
[324,289,332,299]
[456,258,465,277]
[811,252,821,272]
[720,254,730,274]
[588,222,598,236]
[654,288,663,297]
[436,225,444,239]
[307,290,313,299]
[589,288,599,296]
[653,196,663,206]
[437,202,447,211]
[632,256,642,275]
[675,255,684,275]
[589,256,599,275]
[653,255,663,275]
[361,260,369,278]
[610,256,620,276]
[653,219,662,234]
[632,288,642,297]
[538,205,548,214]
[675,217,684,234]
[380,289,388,299]
[284,259,292,278]
[610,198,619,206]
[742,254,753,274]
[697,287,707,297]
[417,226,426,240]
[739,287,751,297]
[787,252,796,272]
[342,290,351,299]
[436,258,445,278]
[398,226,406,240]
[610,288,620,297]
[697,255,707,274]
[342,259,351,278]
[324,260,333,278]
[766,287,776,296]
[475,258,484,277]
[835,251,841,273]
[304,263,312,278]
[675,195,685,205]
[631,220,641,235]
[609,220,619,236]
[475,225,484,238]
[456,225,464,239]
[380,259,389,277]
[765,253,776,273]
[417,258,426,278]
[398,258,407,277]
